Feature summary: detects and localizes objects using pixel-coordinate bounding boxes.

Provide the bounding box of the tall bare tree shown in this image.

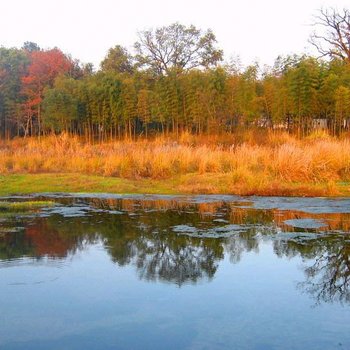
[310,8,350,62]
[134,23,223,76]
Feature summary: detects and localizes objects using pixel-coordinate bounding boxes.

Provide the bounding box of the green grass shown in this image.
[0,173,349,197]
[0,173,180,196]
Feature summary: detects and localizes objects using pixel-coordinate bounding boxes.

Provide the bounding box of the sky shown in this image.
[1,0,349,69]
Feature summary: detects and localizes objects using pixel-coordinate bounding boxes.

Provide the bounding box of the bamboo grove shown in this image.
[1,16,350,140]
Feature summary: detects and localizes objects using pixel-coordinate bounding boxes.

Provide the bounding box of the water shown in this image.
[0,194,350,349]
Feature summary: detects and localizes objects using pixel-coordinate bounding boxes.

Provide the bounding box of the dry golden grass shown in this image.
[1,131,350,196]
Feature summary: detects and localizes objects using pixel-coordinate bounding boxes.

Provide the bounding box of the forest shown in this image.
[1,8,350,141]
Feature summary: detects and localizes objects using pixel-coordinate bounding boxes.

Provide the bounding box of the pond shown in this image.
[0,194,350,350]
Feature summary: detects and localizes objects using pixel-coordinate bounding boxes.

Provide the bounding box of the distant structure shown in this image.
[312,119,328,130]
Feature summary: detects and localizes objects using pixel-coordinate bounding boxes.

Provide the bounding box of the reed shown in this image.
[1,131,350,196]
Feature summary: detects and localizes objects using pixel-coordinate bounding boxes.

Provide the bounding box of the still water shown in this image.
[0,194,350,350]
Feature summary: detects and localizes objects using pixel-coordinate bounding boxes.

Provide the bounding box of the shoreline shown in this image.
[1,173,349,197]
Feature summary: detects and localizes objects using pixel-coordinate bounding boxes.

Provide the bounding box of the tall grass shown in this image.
[1,131,350,195]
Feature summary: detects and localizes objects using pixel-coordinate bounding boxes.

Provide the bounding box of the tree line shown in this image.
[0,9,350,140]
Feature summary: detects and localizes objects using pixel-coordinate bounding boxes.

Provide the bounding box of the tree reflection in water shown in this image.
[0,195,349,300]
[299,239,350,304]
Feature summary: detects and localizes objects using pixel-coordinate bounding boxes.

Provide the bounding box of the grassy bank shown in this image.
[0,132,350,197]
[0,173,349,197]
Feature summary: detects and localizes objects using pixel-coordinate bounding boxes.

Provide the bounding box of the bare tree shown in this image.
[310,8,350,62]
[134,23,223,76]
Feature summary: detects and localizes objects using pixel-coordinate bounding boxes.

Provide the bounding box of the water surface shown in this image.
[1,194,350,349]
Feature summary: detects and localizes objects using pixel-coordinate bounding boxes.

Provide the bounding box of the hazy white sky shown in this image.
[1,0,349,69]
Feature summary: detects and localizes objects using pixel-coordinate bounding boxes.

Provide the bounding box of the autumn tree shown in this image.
[21,48,73,135]
[3,15,350,140]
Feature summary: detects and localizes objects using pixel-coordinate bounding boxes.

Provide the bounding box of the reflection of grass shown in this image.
[0,173,349,197]
[0,200,55,211]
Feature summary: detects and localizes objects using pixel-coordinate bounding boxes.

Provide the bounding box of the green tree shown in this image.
[42,76,79,133]
[137,89,154,137]
[121,78,137,139]
[285,57,321,134]
[100,45,134,74]
[22,41,40,52]
[334,86,350,133]
[0,47,29,137]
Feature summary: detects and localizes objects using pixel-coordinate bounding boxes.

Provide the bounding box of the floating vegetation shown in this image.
[0,201,55,212]
[171,224,247,238]
[283,218,328,229]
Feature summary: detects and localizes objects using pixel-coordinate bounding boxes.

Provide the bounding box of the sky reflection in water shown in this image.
[0,194,350,350]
